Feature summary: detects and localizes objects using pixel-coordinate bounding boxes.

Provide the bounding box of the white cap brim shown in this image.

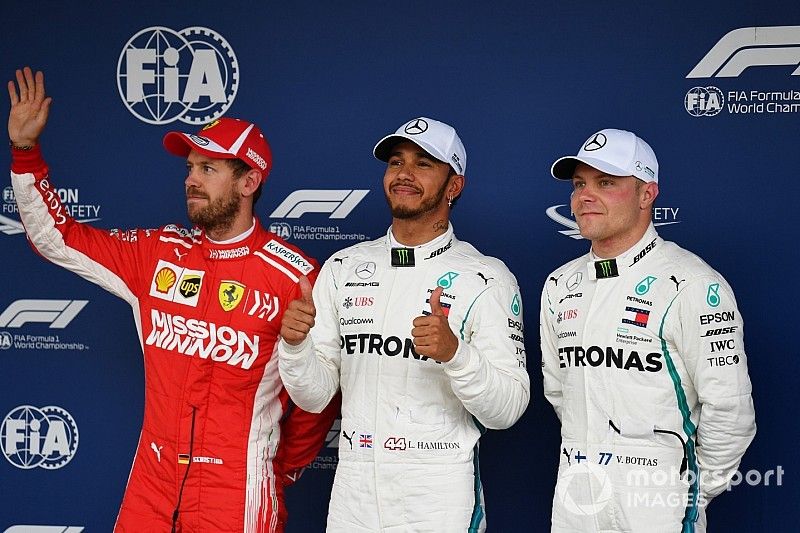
[551,155,631,181]
[373,134,450,168]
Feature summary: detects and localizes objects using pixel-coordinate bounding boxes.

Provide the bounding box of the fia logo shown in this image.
[117,26,239,125]
[1,405,79,469]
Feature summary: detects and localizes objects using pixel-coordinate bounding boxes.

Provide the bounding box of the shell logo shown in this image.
[155,267,177,293]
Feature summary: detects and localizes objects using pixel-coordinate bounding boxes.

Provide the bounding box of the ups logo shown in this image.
[179,275,202,297]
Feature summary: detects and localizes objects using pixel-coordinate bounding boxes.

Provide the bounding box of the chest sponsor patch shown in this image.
[263,240,314,275]
[622,306,650,328]
[149,260,205,307]
[218,281,245,311]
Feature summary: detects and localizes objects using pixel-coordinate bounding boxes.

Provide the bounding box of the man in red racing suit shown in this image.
[8,67,338,532]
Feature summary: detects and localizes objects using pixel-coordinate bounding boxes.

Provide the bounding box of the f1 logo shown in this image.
[0,300,88,329]
[687,25,800,78]
[269,189,369,219]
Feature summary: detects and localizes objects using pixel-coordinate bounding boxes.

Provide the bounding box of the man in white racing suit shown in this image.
[540,128,756,532]
[278,117,530,532]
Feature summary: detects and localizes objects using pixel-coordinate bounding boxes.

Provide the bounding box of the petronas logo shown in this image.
[511,294,521,316]
[635,276,657,295]
[437,272,459,289]
[707,283,721,307]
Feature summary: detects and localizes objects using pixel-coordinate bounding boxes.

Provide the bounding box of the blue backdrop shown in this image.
[1,2,798,531]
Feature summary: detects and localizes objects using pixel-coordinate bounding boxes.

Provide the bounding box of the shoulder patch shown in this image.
[263,240,315,275]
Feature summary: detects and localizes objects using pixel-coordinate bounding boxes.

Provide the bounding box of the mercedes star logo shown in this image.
[355,261,377,279]
[583,133,607,152]
[404,118,428,135]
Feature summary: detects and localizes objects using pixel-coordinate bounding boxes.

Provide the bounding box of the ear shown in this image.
[448,174,465,199]
[640,182,659,210]
[240,169,262,199]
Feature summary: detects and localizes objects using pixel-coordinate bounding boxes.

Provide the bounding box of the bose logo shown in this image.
[0,300,88,329]
[687,25,800,78]
[270,190,369,219]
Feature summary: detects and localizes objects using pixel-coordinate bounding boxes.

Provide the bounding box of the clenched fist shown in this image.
[412,286,459,362]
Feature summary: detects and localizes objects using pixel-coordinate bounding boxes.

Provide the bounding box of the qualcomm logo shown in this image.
[546,205,681,239]
[117,26,239,125]
[687,26,800,79]
[1,405,79,470]
[0,300,88,329]
[269,190,370,219]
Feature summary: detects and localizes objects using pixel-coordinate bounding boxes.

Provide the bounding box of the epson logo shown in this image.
[699,311,735,325]
[558,346,662,372]
[339,333,436,363]
[507,318,524,332]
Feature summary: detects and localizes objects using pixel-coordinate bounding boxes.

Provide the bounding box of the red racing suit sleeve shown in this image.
[274,271,341,486]
[10,145,156,303]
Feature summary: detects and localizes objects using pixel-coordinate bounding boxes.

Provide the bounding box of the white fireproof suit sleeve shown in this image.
[539,278,563,421]
[671,276,756,501]
[442,281,530,430]
[278,258,342,413]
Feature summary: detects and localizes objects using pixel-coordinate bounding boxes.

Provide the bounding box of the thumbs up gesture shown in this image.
[280,275,316,345]
[412,286,458,362]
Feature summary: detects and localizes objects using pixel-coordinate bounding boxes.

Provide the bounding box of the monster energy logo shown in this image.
[391,247,415,267]
[594,259,619,279]
[707,283,721,307]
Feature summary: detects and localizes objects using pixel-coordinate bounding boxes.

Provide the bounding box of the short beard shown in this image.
[187,186,240,235]
[386,178,449,220]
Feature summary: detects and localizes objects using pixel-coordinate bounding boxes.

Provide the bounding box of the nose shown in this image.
[185,166,201,188]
